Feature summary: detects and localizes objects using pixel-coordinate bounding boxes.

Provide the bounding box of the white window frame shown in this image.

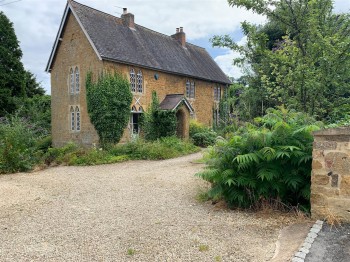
[130,68,136,92]
[75,67,80,93]
[70,68,74,94]
[137,70,143,93]
[70,105,81,132]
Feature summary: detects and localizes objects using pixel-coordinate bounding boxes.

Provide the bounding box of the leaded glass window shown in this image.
[76,106,81,131]
[137,70,143,93]
[70,68,74,94]
[75,67,80,93]
[130,69,136,92]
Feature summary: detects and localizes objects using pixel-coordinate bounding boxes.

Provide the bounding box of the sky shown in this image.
[1,0,350,94]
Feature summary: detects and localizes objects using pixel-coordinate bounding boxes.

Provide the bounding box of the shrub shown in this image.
[86,71,132,147]
[191,132,217,147]
[110,136,199,160]
[197,107,323,211]
[189,120,217,147]
[0,116,43,173]
[142,91,177,140]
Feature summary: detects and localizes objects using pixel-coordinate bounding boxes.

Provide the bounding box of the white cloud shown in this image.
[1,0,349,92]
[214,36,247,79]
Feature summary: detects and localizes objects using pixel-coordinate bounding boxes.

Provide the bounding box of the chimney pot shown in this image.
[121,9,135,29]
[171,27,186,47]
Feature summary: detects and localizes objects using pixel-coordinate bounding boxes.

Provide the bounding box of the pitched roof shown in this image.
[46,1,231,85]
[159,94,194,112]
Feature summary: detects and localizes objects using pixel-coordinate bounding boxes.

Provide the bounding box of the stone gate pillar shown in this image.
[312,127,350,222]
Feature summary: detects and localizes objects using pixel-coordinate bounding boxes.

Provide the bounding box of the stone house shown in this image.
[46,0,231,146]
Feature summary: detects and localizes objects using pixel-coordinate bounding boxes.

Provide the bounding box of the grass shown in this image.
[199,244,209,252]
[127,248,136,256]
[42,137,200,167]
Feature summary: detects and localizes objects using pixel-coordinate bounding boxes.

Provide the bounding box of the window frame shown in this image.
[75,67,80,93]
[69,105,81,132]
[136,70,143,93]
[70,68,74,94]
[130,68,136,93]
[186,80,195,99]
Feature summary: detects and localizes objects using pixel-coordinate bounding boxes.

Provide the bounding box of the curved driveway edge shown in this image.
[1,152,303,261]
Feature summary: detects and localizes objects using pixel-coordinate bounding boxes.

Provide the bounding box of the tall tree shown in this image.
[0,11,25,115]
[213,0,350,121]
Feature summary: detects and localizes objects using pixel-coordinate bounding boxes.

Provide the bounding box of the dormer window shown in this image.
[186,80,195,99]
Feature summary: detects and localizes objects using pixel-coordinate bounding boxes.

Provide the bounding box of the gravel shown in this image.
[0,152,295,261]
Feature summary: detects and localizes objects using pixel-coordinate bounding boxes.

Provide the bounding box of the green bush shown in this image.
[192,132,217,147]
[110,136,199,160]
[0,116,43,173]
[189,120,217,147]
[86,71,132,147]
[197,107,323,211]
[142,91,177,140]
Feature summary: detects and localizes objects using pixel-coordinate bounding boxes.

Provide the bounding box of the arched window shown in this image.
[130,69,136,92]
[75,67,80,93]
[138,106,143,112]
[76,106,81,131]
[137,70,143,93]
[70,68,74,94]
[131,106,137,112]
[70,106,75,131]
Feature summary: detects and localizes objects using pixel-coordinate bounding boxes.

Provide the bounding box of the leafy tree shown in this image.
[86,71,132,147]
[0,11,25,115]
[0,12,46,116]
[213,0,350,122]
[24,70,45,97]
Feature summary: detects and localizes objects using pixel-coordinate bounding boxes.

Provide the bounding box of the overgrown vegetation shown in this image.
[142,91,177,140]
[86,71,132,147]
[189,120,217,147]
[197,107,322,211]
[213,0,350,122]
[0,115,48,173]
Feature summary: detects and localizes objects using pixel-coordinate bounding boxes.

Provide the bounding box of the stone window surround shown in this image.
[130,68,143,94]
[214,85,221,101]
[68,66,80,95]
[186,79,195,99]
[69,105,81,132]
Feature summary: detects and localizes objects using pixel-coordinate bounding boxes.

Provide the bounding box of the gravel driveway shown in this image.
[0,152,295,261]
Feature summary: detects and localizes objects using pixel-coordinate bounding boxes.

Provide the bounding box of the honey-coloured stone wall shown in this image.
[50,12,227,147]
[311,127,350,222]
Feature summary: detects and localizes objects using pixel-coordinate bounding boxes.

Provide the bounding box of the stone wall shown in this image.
[311,127,350,222]
[51,11,225,147]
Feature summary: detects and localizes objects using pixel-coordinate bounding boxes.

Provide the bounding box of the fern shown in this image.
[196,107,322,211]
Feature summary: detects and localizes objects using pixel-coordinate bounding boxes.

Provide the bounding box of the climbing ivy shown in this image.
[86,71,132,147]
[142,91,177,140]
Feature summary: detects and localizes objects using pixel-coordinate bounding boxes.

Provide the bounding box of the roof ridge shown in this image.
[70,0,123,21]
[70,0,204,49]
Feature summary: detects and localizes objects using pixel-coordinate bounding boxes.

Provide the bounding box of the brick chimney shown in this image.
[121,8,135,29]
[171,27,186,47]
